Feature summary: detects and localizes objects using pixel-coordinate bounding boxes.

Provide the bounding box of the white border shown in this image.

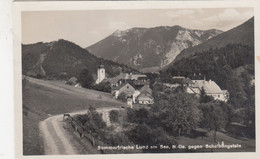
[13,1,260,159]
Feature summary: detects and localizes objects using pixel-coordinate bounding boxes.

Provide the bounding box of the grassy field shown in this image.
[175,129,255,152]
[23,76,125,155]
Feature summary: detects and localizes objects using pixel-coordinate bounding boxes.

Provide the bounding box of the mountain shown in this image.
[86,26,222,72]
[164,17,255,111]
[173,17,254,63]
[22,39,137,80]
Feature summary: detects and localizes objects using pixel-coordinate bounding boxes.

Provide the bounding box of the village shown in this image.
[72,64,230,108]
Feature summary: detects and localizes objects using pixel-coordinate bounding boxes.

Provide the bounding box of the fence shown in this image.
[63,113,106,147]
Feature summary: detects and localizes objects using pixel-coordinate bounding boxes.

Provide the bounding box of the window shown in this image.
[127,86,129,89]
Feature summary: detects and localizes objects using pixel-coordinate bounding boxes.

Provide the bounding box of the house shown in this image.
[163,76,193,88]
[67,77,77,85]
[103,77,121,87]
[132,90,141,103]
[133,80,150,89]
[137,91,154,105]
[188,79,228,102]
[221,90,229,101]
[116,73,130,80]
[136,85,154,104]
[129,74,147,80]
[74,83,82,88]
[112,83,135,99]
[140,85,152,95]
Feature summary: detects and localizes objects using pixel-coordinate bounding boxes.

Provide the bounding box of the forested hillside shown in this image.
[173,17,254,62]
[165,43,254,129]
[22,39,138,80]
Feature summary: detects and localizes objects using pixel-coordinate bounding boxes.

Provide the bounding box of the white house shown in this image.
[136,85,154,104]
[137,92,154,104]
[112,83,135,99]
[132,90,141,103]
[188,79,229,102]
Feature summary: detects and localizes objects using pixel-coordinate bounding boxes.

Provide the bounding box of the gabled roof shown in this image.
[112,82,134,91]
[192,80,223,94]
[117,73,129,79]
[140,85,152,94]
[138,92,153,100]
[103,77,119,84]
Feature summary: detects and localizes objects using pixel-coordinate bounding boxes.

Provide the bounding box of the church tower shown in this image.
[96,64,105,84]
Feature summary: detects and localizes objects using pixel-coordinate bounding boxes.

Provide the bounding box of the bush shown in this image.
[126,108,136,123]
[75,106,106,133]
[78,69,94,88]
[126,123,175,145]
[91,81,111,93]
[117,92,127,102]
[109,110,119,123]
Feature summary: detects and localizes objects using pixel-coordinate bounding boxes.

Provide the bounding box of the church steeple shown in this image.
[96,64,105,84]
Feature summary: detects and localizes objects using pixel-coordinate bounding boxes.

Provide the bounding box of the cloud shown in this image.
[204,9,253,23]
[202,9,253,30]
[161,9,196,19]
[89,30,101,36]
[109,21,128,30]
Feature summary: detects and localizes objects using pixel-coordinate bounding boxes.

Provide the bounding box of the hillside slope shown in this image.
[164,17,255,122]
[22,39,137,80]
[173,17,254,63]
[23,76,125,155]
[87,26,222,72]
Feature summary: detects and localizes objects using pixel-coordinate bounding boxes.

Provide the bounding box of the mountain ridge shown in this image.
[86,25,223,72]
[22,39,138,80]
[172,17,254,63]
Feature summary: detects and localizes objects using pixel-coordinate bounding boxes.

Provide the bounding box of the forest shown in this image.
[164,44,255,133]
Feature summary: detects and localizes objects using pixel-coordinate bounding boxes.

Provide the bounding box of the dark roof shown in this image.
[170,77,193,84]
[134,80,150,86]
[112,82,134,91]
[98,64,104,68]
[140,85,152,94]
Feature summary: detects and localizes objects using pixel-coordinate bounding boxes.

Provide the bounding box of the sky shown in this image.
[22,8,253,48]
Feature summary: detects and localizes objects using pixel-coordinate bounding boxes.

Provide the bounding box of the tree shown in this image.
[92,81,111,93]
[117,92,127,102]
[199,87,214,103]
[77,68,94,88]
[152,88,201,136]
[76,106,106,133]
[126,123,176,147]
[199,101,229,142]
[109,110,119,123]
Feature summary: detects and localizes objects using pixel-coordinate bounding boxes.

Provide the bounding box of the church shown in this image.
[95,64,106,84]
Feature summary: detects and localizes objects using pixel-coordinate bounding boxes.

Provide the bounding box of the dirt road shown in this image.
[39,107,120,155]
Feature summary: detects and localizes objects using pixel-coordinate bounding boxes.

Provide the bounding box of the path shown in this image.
[39,107,119,155]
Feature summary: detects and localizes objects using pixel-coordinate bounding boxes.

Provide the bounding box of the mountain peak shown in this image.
[87,25,223,72]
[172,17,254,63]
